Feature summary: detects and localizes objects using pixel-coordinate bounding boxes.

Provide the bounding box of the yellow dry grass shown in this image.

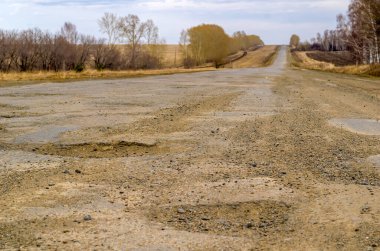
[161,45,183,68]
[0,68,215,87]
[291,51,380,77]
[113,44,183,68]
[225,45,279,68]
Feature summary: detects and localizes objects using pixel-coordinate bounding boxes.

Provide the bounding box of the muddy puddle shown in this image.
[14,125,79,144]
[329,118,380,135]
[8,140,166,158]
[148,201,290,237]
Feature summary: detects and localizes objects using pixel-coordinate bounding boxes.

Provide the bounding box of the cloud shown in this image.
[138,0,348,12]
[0,0,350,44]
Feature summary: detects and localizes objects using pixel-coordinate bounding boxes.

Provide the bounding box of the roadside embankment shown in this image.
[290,50,380,77]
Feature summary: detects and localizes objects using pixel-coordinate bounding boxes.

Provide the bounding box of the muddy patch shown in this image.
[14,125,79,144]
[148,201,291,237]
[9,140,165,158]
[329,118,380,135]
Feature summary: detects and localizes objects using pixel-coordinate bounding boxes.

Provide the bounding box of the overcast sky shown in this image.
[0,0,351,44]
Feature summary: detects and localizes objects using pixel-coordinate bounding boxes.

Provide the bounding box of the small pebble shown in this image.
[83,215,92,221]
[201,216,211,221]
[177,208,186,214]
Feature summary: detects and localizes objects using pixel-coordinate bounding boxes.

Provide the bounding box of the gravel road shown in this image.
[0,46,379,250]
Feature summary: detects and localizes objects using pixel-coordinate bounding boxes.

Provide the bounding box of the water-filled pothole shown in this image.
[148,201,290,236]
[329,118,380,135]
[10,141,165,158]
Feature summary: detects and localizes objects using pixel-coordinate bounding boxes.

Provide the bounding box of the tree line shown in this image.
[291,0,380,65]
[0,14,264,72]
[0,13,165,72]
[179,24,264,67]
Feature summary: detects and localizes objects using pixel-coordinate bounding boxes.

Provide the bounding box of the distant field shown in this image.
[291,51,380,77]
[224,45,279,68]
[161,45,183,68]
[114,44,182,68]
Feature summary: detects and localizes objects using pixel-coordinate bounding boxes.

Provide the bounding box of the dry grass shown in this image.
[0,44,190,87]
[0,68,215,88]
[161,45,183,68]
[305,51,354,67]
[225,45,279,68]
[291,51,380,77]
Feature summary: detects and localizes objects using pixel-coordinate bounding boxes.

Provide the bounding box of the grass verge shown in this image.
[0,68,215,88]
[290,51,380,77]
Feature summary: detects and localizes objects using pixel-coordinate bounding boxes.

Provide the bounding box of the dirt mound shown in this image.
[148,201,291,237]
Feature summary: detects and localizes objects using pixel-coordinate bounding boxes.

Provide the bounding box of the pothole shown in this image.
[10,141,166,158]
[14,125,79,144]
[329,118,380,135]
[148,201,291,236]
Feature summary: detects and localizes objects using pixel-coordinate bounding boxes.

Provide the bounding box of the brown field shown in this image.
[224,45,279,68]
[161,44,183,68]
[292,51,380,77]
[112,44,182,68]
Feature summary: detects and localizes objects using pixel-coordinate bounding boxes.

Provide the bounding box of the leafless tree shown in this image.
[145,19,159,45]
[309,0,380,64]
[60,22,79,44]
[0,14,166,72]
[92,38,123,70]
[98,12,120,46]
[118,14,147,69]
[15,29,40,71]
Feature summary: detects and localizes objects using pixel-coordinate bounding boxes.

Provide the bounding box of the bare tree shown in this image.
[179,29,190,61]
[118,14,147,69]
[92,38,123,70]
[60,22,78,44]
[98,12,120,46]
[145,19,159,45]
[16,29,40,71]
[73,34,94,72]
[0,14,165,72]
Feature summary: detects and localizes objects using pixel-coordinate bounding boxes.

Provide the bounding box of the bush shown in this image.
[74,63,85,72]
